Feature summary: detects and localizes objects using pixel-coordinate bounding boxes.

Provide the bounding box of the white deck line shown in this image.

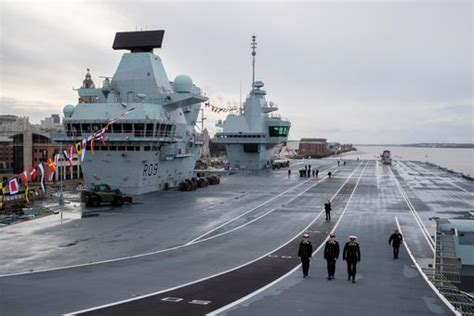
[395,216,461,316]
[443,180,474,195]
[207,161,369,316]
[191,169,340,244]
[64,162,365,316]
[401,161,473,196]
[388,167,435,252]
[185,165,337,245]
[0,165,337,279]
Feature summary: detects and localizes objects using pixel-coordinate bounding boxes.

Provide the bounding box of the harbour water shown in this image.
[344,145,474,176]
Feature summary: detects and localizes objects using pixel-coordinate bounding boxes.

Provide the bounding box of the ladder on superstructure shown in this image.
[421,219,474,315]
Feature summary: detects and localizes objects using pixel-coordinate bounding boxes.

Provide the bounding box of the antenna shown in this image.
[239,80,242,114]
[251,34,257,90]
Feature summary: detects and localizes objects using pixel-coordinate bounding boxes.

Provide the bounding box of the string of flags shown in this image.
[204,102,241,114]
[3,107,136,203]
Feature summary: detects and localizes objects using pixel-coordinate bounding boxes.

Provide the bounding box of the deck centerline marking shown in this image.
[63,162,365,316]
[207,161,369,316]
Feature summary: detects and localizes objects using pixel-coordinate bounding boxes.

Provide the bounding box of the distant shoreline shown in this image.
[353,144,474,149]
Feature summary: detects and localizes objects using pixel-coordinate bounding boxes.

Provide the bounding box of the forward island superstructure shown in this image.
[54,30,207,195]
[213,35,291,169]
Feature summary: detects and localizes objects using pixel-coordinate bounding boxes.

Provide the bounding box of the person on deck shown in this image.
[324,200,332,221]
[388,229,403,259]
[343,236,361,283]
[324,234,340,280]
[298,233,313,278]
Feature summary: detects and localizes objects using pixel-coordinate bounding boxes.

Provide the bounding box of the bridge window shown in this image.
[111,123,122,133]
[123,123,132,134]
[134,123,145,137]
[145,123,154,137]
[81,124,92,134]
[269,126,289,137]
[91,124,101,133]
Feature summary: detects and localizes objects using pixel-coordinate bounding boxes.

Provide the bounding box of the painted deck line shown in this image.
[400,161,473,196]
[206,161,368,316]
[64,162,365,315]
[0,166,338,279]
[442,179,474,195]
[388,167,435,252]
[186,165,338,245]
[191,169,341,244]
[395,216,460,316]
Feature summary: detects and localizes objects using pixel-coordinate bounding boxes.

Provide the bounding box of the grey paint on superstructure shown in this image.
[53,30,207,195]
[214,35,291,170]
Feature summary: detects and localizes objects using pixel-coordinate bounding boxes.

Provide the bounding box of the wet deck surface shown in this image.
[224,161,455,316]
[0,159,471,315]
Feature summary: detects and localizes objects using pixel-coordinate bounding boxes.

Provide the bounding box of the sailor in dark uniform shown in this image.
[298,233,313,278]
[388,229,403,259]
[324,200,332,221]
[343,236,361,283]
[324,234,340,280]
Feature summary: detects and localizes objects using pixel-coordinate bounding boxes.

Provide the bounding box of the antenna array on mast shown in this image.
[251,34,257,90]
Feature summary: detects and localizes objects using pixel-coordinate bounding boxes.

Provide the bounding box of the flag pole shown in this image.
[59,140,64,224]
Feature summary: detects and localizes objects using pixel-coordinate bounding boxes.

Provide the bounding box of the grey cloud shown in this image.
[0,96,62,123]
[0,1,472,143]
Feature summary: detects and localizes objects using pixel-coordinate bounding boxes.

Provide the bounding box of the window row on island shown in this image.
[66,122,176,138]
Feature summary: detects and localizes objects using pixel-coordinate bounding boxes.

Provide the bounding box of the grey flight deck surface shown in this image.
[0,159,471,315]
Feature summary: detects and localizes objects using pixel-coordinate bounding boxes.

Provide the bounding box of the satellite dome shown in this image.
[63,104,75,118]
[174,74,193,93]
[253,81,264,89]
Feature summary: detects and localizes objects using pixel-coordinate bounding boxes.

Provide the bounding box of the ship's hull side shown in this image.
[80,148,200,195]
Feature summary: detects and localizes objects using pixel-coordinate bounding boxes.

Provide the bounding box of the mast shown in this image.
[251,34,257,90]
[239,80,242,114]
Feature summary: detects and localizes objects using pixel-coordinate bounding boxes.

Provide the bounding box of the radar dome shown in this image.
[174,74,193,93]
[63,104,75,118]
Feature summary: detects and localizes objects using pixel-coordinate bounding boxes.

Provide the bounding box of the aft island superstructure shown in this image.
[54,30,207,195]
[213,35,291,169]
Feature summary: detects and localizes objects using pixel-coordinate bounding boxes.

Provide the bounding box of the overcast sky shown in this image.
[0,0,472,144]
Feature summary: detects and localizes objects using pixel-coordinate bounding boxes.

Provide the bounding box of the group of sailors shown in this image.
[298,226,404,283]
[288,161,405,283]
[290,162,346,179]
[295,164,320,178]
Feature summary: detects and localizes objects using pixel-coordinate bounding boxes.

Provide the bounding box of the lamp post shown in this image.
[59,140,64,225]
[59,140,64,206]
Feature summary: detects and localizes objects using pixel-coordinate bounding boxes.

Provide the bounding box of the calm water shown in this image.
[343,146,474,176]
